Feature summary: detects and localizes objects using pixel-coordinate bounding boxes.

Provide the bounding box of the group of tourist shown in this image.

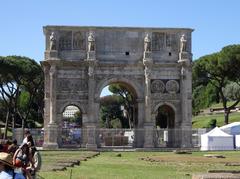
[0,130,40,179]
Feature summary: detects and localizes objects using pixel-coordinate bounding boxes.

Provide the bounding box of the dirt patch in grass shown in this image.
[140,154,240,164]
[40,151,100,172]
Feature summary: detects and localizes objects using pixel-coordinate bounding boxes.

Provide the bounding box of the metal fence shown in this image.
[13,128,240,150]
[17,128,208,148]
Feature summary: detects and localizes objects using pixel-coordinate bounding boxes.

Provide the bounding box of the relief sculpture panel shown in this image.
[73,31,86,50]
[151,79,180,94]
[152,32,165,51]
[151,80,165,93]
[166,80,179,94]
[57,78,88,92]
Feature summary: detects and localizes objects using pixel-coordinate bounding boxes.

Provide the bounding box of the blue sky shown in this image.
[0,0,239,63]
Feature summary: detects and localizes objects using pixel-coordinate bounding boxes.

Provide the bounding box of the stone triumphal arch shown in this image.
[41,26,193,149]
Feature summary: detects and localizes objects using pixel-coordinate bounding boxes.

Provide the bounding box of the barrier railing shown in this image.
[12,128,239,150]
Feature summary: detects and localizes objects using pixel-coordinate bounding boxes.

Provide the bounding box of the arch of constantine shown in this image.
[41,26,193,149]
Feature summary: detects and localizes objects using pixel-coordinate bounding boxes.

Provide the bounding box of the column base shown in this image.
[143,123,154,148]
[180,128,192,148]
[43,142,58,149]
[43,123,59,149]
[87,51,96,60]
[86,144,97,150]
[45,50,58,59]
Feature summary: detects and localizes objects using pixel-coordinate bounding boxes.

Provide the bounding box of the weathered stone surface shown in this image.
[42,26,193,149]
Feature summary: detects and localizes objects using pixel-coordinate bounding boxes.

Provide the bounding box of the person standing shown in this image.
[0,152,14,179]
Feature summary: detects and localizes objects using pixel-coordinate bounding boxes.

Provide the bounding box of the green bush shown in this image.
[206,119,217,129]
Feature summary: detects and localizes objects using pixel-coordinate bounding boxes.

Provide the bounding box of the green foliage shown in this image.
[206,119,217,129]
[192,44,240,123]
[18,91,30,110]
[0,55,44,131]
[100,95,126,128]
[223,82,240,101]
[192,84,218,114]
[74,110,82,127]
[108,84,135,128]
[110,118,122,128]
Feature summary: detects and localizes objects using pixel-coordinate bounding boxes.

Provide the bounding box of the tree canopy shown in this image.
[193,44,240,124]
[0,56,44,138]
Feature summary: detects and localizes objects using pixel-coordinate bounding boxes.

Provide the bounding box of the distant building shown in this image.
[63,106,79,118]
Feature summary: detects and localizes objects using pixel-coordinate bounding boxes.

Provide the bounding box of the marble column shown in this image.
[135,99,145,147]
[143,53,154,148]
[86,58,98,150]
[43,64,58,149]
[178,52,192,148]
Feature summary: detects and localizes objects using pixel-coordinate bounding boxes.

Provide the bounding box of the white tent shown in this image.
[236,135,240,149]
[220,122,240,135]
[220,122,240,149]
[201,127,234,151]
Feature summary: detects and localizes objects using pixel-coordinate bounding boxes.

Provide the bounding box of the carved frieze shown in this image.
[56,93,88,100]
[59,31,72,51]
[57,70,86,78]
[166,80,179,94]
[151,80,165,93]
[151,79,180,94]
[152,32,178,51]
[151,93,180,100]
[73,31,86,50]
[58,31,86,51]
[56,78,88,92]
[152,32,165,51]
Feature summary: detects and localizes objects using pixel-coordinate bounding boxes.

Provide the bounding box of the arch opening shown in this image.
[156,105,175,129]
[155,104,175,148]
[61,105,82,147]
[99,82,138,129]
[98,81,138,147]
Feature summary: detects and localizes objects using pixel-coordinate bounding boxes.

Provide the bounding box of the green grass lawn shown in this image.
[210,101,239,109]
[192,112,240,128]
[38,151,240,179]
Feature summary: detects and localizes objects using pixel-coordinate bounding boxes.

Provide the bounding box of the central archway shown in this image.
[96,78,142,147]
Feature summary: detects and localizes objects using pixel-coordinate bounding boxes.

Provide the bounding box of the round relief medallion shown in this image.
[151,80,165,93]
[166,80,179,93]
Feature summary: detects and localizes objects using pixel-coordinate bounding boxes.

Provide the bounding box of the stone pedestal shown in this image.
[45,50,58,59]
[178,52,190,61]
[43,123,58,149]
[143,123,154,148]
[86,124,97,150]
[180,127,192,148]
[143,51,152,59]
[87,51,96,60]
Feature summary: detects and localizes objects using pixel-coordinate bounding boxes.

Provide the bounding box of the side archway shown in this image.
[153,102,177,147]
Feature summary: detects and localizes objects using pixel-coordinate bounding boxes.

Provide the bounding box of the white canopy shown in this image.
[201,127,234,151]
[236,135,240,149]
[220,122,240,135]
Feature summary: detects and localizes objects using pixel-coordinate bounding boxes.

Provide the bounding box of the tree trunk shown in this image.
[3,110,9,140]
[11,111,15,135]
[224,109,230,124]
